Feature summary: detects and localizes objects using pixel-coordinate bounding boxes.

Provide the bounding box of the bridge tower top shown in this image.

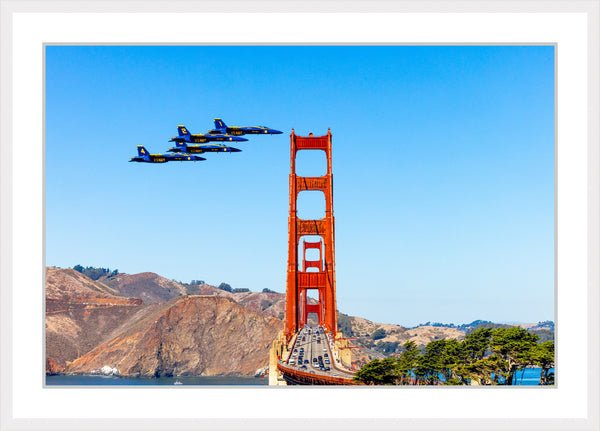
[285,129,337,339]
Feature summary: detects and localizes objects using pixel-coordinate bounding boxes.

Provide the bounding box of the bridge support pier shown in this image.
[269,331,289,386]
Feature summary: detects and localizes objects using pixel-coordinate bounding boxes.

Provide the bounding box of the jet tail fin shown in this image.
[137,145,150,157]
[214,118,227,132]
[177,125,192,141]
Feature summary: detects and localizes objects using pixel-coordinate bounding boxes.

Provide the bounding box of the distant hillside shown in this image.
[336,313,554,363]
[336,312,466,365]
[410,319,555,337]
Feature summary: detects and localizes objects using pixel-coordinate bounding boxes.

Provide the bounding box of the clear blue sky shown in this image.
[45,45,554,327]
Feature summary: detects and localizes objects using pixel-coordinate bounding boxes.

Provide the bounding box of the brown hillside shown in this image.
[183,283,286,320]
[340,315,466,367]
[45,267,148,370]
[101,272,287,318]
[66,295,284,377]
[208,289,286,320]
[46,267,121,301]
[347,315,465,346]
[99,272,188,304]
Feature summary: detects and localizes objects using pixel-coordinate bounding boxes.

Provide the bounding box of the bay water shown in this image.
[46,367,552,386]
[46,375,268,386]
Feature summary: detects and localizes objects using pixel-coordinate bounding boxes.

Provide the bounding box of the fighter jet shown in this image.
[169,125,248,144]
[167,141,242,154]
[211,118,282,136]
[129,145,206,163]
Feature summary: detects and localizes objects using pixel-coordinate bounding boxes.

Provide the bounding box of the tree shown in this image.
[73,264,84,273]
[532,340,555,385]
[353,357,398,385]
[396,341,419,385]
[440,339,467,384]
[455,354,507,385]
[371,328,386,340]
[336,312,354,336]
[375,341,400,355]
[489,327,539,385]
[354,327,549,386]
[415,339,447,385]
[217,283,232,292]
[463,327,493,361]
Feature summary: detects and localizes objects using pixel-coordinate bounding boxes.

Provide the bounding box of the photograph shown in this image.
[44,45,555,388]
[3,4,597,430]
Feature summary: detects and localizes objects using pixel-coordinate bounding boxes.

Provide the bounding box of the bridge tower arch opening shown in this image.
[285,129,337,339]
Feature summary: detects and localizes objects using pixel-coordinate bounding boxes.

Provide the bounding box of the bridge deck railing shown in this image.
[277,361,362,385]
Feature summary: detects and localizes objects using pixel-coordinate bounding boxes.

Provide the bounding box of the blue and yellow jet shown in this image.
[129,145,206,163]
[167,141,242,154]
[169,125,248,144]
[211,118,282,136]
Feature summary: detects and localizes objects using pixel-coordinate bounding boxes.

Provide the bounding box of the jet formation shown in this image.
[129,118,282,164]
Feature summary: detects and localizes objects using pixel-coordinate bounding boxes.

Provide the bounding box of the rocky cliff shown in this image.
[66,295,282,377]
[46,268,284,376]
[192,287,286,320]
[45,267,147,370]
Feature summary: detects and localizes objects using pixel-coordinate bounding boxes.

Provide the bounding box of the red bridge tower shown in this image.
[285,129,337,339]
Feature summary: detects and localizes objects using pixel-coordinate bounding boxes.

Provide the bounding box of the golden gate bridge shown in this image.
[269,129,360,385]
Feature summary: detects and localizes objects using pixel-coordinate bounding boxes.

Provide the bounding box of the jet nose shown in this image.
[270,129,283,134]
[230,147,242,152]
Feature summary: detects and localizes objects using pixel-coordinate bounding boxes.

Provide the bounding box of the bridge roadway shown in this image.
[278,325,357,384]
